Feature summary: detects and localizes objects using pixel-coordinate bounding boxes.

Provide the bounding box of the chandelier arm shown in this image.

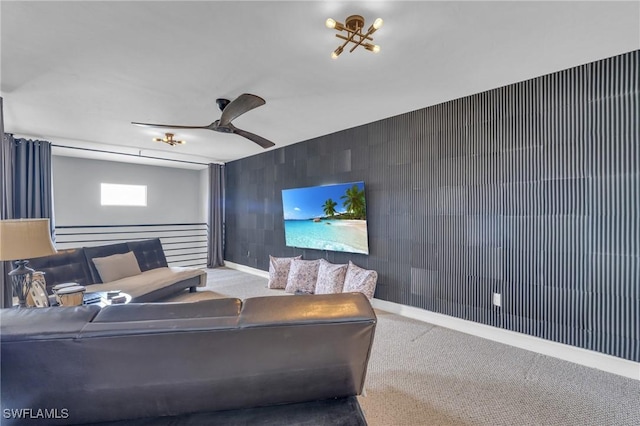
[335,33,373,43]
[348,29,375,53]
[336,30,359,46]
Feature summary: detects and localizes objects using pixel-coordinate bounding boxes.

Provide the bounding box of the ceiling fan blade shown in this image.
[131,121,216,130]
[229,124,275,149]
[219,93,266,126]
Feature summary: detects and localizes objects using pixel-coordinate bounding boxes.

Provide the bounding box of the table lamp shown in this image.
[0,219,57,307]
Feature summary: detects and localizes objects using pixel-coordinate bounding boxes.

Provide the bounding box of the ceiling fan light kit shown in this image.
[154,133,185,146]
[326,15,383,59]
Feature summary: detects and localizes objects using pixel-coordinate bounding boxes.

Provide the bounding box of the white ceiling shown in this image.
[2,1,639,170]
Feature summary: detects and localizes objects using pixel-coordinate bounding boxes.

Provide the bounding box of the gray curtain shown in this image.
[12,136,55,236]
[207,163,225,268]
[0,131,55,307]
[0,97,12,307]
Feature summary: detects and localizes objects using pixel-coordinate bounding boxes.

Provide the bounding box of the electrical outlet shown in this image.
[492,292,502,307]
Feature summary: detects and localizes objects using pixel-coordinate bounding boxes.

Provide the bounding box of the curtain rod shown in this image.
[51,144,216,166]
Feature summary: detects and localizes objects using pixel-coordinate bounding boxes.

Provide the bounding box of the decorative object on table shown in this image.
[109,294,128,304]
[325,14,383,59]
[52,282,80,294]
[56,285,86,306]
[25,271,49,307]
[0,219,57,308]
[28,275,50,308]
[52,282,81,306]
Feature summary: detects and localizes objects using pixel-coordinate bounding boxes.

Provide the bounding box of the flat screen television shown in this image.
[281,181,369,254]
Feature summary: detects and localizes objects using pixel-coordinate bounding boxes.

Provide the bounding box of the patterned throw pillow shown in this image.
[285,259,321,294]
[267,255,302,289]
[343,261,378,300]
[315,259,348,295]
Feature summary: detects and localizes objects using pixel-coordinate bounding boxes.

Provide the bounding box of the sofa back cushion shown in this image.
[127,238,168,271]
[84,243,130,283]
[27,248,93,290]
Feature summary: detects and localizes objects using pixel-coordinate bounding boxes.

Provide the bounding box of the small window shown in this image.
[100,183,147,206]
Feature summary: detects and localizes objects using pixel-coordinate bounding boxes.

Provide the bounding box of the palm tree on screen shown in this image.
[322,198,338,217]
[340,185,366,219]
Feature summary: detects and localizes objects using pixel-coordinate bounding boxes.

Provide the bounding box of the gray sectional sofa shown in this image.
[0,293,377,425]
[27,238,206,302]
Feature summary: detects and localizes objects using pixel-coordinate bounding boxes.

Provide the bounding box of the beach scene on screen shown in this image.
[282,181,369,254]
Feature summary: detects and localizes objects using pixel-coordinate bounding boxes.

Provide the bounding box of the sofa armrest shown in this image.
[239,292,376,327]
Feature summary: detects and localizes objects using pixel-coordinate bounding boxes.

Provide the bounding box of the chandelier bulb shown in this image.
[372,45,381,53]
[325,18,336,29]
[373,18,383,30]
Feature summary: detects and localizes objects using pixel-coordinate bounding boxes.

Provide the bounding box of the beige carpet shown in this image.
[165,267,640,426]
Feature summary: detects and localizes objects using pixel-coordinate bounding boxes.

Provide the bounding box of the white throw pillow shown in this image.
[343,261,378,300]
[267,255,302,289]
[92,251,142,283]
[315,259,348,295]
[285,259,321,294]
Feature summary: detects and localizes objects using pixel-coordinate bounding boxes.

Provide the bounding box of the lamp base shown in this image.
[9,260,34,308]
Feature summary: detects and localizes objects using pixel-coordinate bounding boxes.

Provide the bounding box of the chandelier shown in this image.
[153,133,185,146]
[325,15,384,59]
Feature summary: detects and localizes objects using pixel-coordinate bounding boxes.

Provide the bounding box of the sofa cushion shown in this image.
[314,259,348,295]
[127,238,168,271]
[343,261,378,300]
[92,251,142,283]
[285,259,320,294]
[268,255,302,289]
[84,243,130,283]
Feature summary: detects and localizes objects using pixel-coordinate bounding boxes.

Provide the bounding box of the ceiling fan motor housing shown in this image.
[216,98,230,111]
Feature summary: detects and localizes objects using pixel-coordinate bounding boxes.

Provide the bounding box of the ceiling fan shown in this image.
[154,133,185,146]
[132,93,275,149]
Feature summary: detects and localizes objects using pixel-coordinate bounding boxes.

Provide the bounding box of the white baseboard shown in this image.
[224,261,270,279]
[223,261,639,380]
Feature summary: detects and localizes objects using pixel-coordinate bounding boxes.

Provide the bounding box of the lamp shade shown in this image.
[0,219,57,261]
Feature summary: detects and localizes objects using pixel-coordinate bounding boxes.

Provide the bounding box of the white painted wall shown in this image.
[199,167,209,224]
[53,156,207,226]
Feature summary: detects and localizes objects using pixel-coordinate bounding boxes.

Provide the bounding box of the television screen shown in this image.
[281,181,369,254]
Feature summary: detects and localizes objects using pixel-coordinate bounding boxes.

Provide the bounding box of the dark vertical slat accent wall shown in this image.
[225,50,640,362]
